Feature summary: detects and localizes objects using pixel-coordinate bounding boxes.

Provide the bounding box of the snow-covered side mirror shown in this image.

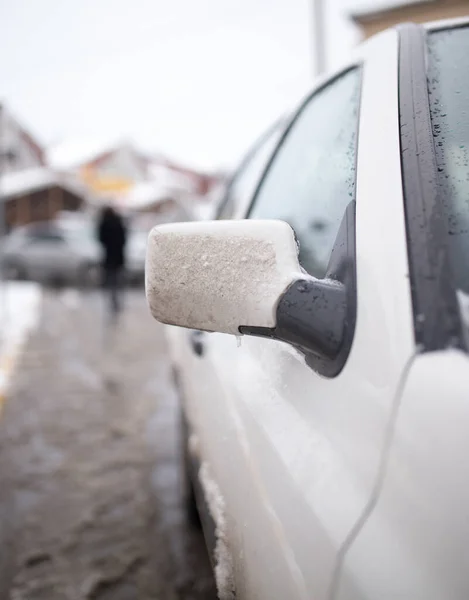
[146,213,354,373]
[145,220,301,334]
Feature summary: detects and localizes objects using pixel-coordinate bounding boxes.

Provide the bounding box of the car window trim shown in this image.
[398,23,463,351]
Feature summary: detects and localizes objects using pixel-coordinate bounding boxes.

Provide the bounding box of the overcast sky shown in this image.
[0,0,380,171]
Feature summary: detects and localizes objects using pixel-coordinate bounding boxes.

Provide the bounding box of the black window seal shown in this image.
[398,23,463,352]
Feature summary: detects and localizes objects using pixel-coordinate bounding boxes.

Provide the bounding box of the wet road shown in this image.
[0,289,217,599]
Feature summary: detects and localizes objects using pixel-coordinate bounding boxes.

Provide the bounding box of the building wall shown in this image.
[356,0,469,39]
[4,187,83,230]
[0,106,45,173]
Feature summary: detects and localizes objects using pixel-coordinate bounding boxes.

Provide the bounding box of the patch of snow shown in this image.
[119,180,175,210]
[0,167,56,199]
[148,162,196,192]
[47,137,122,170]
[0,282,41,398]
[198,462,235,600]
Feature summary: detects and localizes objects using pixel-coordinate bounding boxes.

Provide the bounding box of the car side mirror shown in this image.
[146,219,347,361]
[146,220,300,333]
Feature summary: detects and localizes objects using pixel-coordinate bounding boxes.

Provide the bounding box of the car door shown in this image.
[178,29,415,600]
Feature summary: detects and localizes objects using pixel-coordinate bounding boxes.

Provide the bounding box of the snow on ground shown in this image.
[0,282,41,405]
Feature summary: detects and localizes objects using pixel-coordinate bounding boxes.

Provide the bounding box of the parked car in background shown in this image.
[1,221,101,286]
[146,18,469,600]
[1,219,146,286]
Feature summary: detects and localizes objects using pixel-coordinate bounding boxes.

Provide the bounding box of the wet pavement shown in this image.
[0,288,217,599]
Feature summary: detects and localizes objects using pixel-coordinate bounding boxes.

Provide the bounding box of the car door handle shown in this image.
[190,331,205,357]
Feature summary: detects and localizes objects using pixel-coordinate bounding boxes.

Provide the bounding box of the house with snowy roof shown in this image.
[0,105,87,230]
[352,0,469,39]
[47,139,151,199]
[0,104,46,173]
[1,168,86,231]
[47,138,225,224]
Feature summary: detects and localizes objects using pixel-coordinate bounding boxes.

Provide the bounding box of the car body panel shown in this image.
[169,27,418,600]
[335,350,469,600]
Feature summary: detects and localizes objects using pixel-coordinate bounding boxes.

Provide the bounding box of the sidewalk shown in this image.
[0,288,216,600]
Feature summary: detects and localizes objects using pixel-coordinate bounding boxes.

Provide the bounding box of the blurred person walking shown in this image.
[96,205,127,322]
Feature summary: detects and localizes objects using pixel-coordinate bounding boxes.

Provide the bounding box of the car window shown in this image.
[427,27,469,295]
[248,69,361,278]
[218,118,286,220]
[27,225,65,243]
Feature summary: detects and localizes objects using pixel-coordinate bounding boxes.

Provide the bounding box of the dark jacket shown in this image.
[97,207,127,269]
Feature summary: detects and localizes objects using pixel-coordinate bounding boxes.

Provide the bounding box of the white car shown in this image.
[1,219,146,286]
[1,221,101,285]
[146,19,469,600]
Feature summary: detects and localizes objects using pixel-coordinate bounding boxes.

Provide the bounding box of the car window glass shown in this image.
[27,226,65,243]
[218,119,286,220]
[248,69,361,278]
[427,27,469,294]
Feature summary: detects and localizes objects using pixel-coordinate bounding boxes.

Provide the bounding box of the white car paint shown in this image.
[336,350,469,600]
[150,17,469,600]
[167,27,415,600]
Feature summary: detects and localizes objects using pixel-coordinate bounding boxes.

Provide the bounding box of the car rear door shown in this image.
[178,29,416,600]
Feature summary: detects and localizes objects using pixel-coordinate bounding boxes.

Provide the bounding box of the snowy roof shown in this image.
[1,168,56,198]
[0,104,46,166]
[0,167,86,200]
[47,137,126,170]
[351,0,436,22]
[120,181,178,210]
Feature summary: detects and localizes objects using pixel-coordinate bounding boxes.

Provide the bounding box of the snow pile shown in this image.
[0,282,41,401]
[198,462,235,600]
